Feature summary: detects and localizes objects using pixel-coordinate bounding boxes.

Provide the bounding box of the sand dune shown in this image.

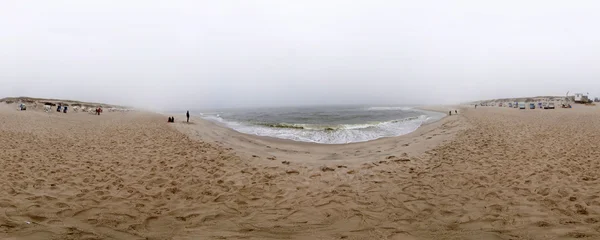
[2,103,600,239]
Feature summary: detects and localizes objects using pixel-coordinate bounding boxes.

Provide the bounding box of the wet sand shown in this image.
[2,103,600,239]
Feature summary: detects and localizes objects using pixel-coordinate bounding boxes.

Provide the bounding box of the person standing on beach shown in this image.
[186,111,190,123]
[455,110,458,114]
[449,111,452,116]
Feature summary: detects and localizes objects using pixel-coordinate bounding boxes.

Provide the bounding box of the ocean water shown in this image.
[199,106,445,144]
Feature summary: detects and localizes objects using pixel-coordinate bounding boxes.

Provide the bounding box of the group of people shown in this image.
[57,105,68,113]
[57,105,103,115]
[168,111,190,123]
[449,110,458,116]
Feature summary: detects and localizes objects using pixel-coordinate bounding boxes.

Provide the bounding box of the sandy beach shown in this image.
[2,102,600,239]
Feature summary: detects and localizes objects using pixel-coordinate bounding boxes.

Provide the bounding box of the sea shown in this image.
[198,106,445,144]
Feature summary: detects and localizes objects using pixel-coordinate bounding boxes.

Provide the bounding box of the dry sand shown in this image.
[2,102,600,239]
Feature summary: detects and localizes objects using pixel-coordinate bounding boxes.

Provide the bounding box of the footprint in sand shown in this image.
[143,216,174,234]
[320,166,335,172]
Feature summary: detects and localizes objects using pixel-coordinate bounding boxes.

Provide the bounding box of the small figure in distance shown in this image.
[186,111,190,123]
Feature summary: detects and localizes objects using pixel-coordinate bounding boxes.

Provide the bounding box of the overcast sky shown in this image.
[2,1,600,110]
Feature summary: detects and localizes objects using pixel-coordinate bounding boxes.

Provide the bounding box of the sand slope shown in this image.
[2,103,600,239]
[0,106,244,239]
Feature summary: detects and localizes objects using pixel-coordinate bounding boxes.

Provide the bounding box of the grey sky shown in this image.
[2,1,600,110]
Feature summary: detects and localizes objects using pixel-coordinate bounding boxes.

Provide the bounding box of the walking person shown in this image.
[449,111,452,116]
[186,111,190,123]
[455,110,457,114]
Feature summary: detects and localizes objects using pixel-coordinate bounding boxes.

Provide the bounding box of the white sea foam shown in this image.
[202,115,430,144]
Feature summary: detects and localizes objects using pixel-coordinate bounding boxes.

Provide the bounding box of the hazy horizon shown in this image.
[3,1,600,111]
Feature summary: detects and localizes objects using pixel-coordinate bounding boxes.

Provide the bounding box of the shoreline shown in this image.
[172,105,466,165]
[179,105,454,146]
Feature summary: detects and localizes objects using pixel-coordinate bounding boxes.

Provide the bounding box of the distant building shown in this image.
[574,93,589,103]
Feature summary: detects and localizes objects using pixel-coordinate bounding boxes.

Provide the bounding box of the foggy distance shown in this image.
[2,1,600,110]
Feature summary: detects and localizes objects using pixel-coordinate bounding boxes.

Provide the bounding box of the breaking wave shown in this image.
[202,115,430,144]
